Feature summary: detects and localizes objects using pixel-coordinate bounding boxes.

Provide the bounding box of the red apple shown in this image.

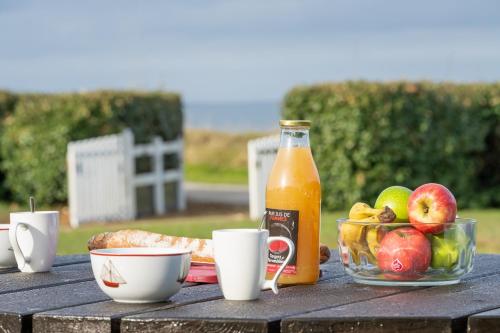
[408,183,457,234]
[377,227,431,275]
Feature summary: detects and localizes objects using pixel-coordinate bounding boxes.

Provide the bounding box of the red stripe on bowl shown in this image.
[89,250,192,257]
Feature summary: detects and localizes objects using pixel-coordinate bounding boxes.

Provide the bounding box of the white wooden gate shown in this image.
[67,129,185,228]
[247,135,280,220]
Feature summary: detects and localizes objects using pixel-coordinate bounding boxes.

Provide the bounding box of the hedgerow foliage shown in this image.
[0,91,182,204]
[283,81,500,210]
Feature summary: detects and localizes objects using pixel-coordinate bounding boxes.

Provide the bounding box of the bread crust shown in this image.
[87,229,214,263]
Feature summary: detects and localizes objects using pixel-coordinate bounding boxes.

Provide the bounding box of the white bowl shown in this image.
[0,224,16,269]
[90,247,191,303]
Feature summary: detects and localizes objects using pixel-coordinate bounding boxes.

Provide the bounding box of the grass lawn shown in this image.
[58,213,256,255]
[185,164,248,185]
[1,201,498,255]
[184,129,268,185]
[57,209,500,255]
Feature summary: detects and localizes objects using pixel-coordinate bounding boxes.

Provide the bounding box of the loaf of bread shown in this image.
[87,229,214,263]
[87,229,331,265]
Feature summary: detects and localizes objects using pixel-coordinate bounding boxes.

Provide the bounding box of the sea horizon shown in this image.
[184,100,281,133]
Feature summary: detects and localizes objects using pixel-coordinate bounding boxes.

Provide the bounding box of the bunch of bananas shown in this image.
[339,202,396,265]
[349,202,396,223]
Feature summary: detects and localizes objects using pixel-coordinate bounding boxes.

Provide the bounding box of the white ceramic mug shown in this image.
[0,225,16,268]
[213,228,294,301]
[9,211,59,273]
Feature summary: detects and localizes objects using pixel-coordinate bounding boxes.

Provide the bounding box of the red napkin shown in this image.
[186,264,218,284]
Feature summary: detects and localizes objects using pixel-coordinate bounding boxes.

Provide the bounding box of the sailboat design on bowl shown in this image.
[101,259,127,288]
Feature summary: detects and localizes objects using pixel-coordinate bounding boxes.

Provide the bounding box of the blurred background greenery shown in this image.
[0,82,498,255]
[0,2,498,264]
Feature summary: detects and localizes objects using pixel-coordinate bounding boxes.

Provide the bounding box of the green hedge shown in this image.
[0,91,182,205]
[283,81,500,210]
[0,91,18,200]
[0,91,17,119]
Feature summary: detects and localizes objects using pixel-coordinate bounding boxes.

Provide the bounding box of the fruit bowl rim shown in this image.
[336,217,476,225]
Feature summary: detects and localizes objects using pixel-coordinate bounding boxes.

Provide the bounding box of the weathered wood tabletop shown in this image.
[1,252,500,333]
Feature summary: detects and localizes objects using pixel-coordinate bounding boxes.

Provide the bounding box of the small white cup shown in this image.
[213,228,294,301]
[0,224,16,268]
[9,211,59,273]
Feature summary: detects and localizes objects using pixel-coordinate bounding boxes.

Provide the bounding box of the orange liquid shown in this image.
[265,147,321,284]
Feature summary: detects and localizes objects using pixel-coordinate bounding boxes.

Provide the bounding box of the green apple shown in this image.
[374,186,413,222]
[430,235,459,269]
[430,227,469,270]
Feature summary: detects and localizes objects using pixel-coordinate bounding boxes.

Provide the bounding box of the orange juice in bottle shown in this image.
[265,120,321,285]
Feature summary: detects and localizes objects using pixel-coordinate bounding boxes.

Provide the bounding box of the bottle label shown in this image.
[265,208,299,275]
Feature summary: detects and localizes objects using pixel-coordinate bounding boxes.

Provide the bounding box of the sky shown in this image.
[0,0,499,103]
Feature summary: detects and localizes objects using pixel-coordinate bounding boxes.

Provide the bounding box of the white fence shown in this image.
[67,129,185,228]
[247,135,280,220]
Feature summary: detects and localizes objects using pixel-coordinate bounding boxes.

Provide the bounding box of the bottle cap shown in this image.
[280,120,311,128]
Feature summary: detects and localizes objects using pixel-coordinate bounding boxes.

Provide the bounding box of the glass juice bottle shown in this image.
[265,120,321,285]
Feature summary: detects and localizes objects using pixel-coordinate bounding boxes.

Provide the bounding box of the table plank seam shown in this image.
[117,278,423,333]
[33,282,208,318]
[13,254,500,333]
[32,286,225,333]
[465,306,500,319]
[468,306,500,317]
[26,298,114,317]
[0,259,90,275]
[124,261,500,332]
[109,294,224,333]
[280,268,500,333]
[52,259,90,267]
[281,268,500,323]
[30,282,209,326]
[0,277,95,296]
[280,288,422,322]
[117,272,350,324]
[467,306,500,333]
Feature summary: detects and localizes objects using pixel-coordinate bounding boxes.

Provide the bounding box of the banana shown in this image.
[339,222,366,265]
[366,225,386,257]
[340,222,365,247]
[349,215,380,223]
[349,202,381,220]
[340,202,396,266]
[348,202,396,223]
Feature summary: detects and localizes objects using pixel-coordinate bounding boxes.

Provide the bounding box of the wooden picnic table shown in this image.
[1,252,500,333]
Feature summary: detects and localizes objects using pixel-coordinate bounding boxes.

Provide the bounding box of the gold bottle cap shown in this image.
[279,120,311,128]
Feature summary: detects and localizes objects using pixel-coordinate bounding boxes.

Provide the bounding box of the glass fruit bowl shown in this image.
[337,218,476,286]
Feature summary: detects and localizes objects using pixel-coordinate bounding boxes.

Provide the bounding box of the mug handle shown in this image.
[262,236,295,294]
[10,223,31,268]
